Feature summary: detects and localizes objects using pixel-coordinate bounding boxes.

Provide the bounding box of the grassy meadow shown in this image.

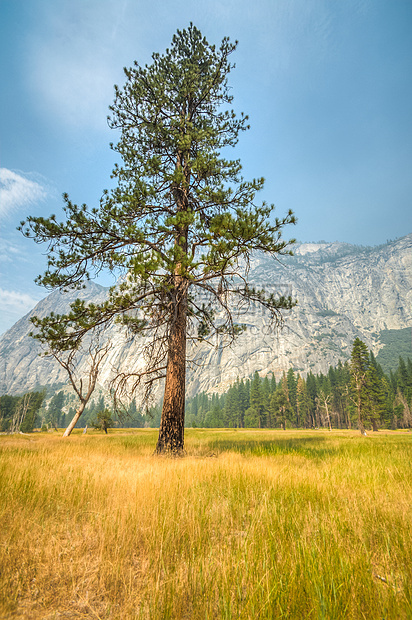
[0,429,411,619]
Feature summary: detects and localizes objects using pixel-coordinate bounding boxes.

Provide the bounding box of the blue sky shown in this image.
[1,0,411,334]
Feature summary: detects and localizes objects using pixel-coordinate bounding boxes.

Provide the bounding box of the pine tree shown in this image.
[270,389,289,430]
[250,371,265,428]
[328,363,348,429]
[224,385,239,427]
[21,25,296,454]
[407,359,412,392]
[397,357,412,405]
[366,352,387,430]
[296,375,310,428]
[237,379,248,428]
[306,372,318,427]
[340,361,352,428]
[261,375,271,427]
[349,338,370,434]
[47,391,65,429]
[286,368,297,425]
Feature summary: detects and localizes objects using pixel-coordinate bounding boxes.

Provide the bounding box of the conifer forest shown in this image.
[184,348,412,431]
[2,342,410,434]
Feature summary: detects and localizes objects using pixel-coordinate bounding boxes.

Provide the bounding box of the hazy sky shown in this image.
[1,0,411,334]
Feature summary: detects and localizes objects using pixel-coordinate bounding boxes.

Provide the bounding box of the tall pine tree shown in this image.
[21,25,296,453]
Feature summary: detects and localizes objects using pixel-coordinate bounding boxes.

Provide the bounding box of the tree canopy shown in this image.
[21,25,296,453]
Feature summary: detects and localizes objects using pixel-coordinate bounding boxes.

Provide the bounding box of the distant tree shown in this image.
[407,359,412,395]
[244,405,259,428]
[397,356,412,403]
[366,353,387,430]
[47,390,65,429]
[296,375,311,428]
[90,408,115,434]
[250,371,265,428]
[317,386,332,430]
[286,368,297,423]
[21,24,295,454]
[393,392,412,429]
[328,363,346,429]
[224,385,240,427]
[306,372,318,427]
[204,405,224,428]
[20,392,45,433]
[237,379,248,428]
[349,338,370,434]
[262,375,271,425]
[270,389,290,430]
[124,399,145,428]
[389,357,412,429]
[337,362,352,429]
[0,395,15,431]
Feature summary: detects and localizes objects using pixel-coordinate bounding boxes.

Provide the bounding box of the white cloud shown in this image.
[0,288,42,335]
[0,288,39,314]
[0,238,24,263]
[0,288,40,335]
[0,169,48,219]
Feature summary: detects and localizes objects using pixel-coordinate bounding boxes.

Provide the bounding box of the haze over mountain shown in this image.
[1,234,411,398]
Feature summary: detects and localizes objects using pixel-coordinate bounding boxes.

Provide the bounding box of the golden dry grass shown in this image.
[0,429,411,619]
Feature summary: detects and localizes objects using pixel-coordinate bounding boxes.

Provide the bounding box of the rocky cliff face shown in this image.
[1,234,411,397]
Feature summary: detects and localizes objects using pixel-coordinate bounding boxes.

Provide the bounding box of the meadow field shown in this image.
[0,429,411,619]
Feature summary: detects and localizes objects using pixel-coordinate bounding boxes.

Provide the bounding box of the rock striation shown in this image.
[1,234,411,397]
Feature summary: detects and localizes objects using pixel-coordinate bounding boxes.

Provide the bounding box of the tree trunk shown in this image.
[155,280,188,455]
[62,401,86,437]
[336,408,341,429]
[357,393,366,435]
[325,402,332,431]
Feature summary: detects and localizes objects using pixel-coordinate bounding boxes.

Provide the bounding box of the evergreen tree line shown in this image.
[185,348,412,431]
[37,392,159,431]
[0,390,158,432]
[0,392,45,433]
[2,341,410,433]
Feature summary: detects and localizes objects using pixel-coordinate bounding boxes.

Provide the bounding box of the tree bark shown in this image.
[62,401,86,437]
[325,400,332,431]
[356,388,366,435]
[155,278,188,455]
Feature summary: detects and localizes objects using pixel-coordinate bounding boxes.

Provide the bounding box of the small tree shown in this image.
[21,25,296,454]
[317,389,332,431]
[29,320,112,437]
[90,408,115,434]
